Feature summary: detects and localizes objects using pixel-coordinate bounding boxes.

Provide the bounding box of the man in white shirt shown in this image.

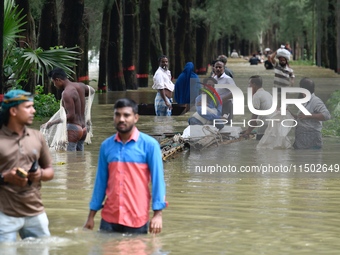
[213,61,236,123]
[152,55,175,116]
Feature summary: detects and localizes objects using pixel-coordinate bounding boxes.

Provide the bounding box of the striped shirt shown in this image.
[89,127,167,228]
[273,63,295,87]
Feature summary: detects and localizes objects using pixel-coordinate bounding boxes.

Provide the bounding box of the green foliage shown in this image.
[33,85,60,119]
[290,60,314,66]
[13,45,80,84]
[322,90,340,136]
[3,0,26,47]
[3,0,80,91]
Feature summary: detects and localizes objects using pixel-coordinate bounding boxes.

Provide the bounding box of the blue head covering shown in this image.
[2,90,33,110]
[174,62,200,104]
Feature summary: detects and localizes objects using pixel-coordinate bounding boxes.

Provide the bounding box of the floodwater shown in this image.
[2,62,340,255]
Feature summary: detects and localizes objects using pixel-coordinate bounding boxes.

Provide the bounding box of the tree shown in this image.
[37,0,58,94]
[137,0,151,87]
[193,0,209,75]
[174,0,190,78]
[327,0,337,71]
[150,25,163,74]
[2,0,80,94]
[158,0,169,55]
[59,0,84,79]
[37,0,58,51]
[15,0,36,91]
[107,0,125,91]
[97,0,112,91]
[15,0,36,49]
[123,0,138,90]
[77,9,90,84]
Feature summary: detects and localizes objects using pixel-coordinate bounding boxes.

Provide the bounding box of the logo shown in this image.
[200,84,312,128]
[200,83,222,114]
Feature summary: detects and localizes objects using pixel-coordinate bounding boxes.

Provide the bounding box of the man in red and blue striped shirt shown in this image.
[84,98,167,234]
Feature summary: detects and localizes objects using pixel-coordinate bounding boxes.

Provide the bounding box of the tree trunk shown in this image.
[321,12,329,68]
[174,0,190,78]
[167,14,175,77]
[184,0,193,63]
[150,25,163,74]
[327,0,337,72]
[107,0,125,91]
[123,0,137,90]
[15,0,36,92]
[15,0,36,49]
[303,29,310,60]
[137,0,151,87]
[195,20,209,75]
[37,0,59,94]
[59,0,84,48]
[316,0,322,67]
[158,0,169,55]
[37,0,58,50]
[98,1,111,91]
[59,0,84,82]
[77,9,90,84]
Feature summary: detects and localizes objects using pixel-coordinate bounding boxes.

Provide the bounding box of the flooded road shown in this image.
[2,62,340,255]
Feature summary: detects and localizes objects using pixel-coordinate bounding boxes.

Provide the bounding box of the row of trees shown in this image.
[1,0,340,95]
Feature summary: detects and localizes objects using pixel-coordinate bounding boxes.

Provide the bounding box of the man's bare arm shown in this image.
[268,51,277,65]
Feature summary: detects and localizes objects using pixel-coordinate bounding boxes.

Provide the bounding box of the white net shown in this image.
[84,86,95,144]
[40,85,95,151]
[256,111,294,149]
[40,102,68,151]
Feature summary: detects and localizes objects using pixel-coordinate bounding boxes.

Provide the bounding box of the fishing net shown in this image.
[40,102,68,151]
[256,111,294,149]
[40,85,95,151]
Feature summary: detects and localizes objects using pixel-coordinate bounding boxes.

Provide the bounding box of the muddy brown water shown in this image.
[2,61,340,255]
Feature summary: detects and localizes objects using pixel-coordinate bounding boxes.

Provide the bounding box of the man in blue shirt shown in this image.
[84,98,167,234]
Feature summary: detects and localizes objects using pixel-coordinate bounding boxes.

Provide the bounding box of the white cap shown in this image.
[277,48,291,60]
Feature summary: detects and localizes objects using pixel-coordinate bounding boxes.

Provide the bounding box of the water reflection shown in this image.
[87,235,167,255]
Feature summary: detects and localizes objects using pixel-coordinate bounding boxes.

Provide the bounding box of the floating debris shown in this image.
[160,134,188,161]
[157,125,253,161]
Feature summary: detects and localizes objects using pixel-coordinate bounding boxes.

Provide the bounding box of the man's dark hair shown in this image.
[299,77,315,94]
[114,98,138,114]
[48,68,67,80]
[158,55,168,63]
[249,75,263,87]
[214,60,225,67]
[0,109,11,128]
[217,55,228,64]
[211,59,217,66]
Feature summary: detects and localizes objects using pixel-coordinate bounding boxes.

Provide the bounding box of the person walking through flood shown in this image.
[152,55,175,116]
[83,98,167,234]
[0,90,54,242]
[174,62,201,112]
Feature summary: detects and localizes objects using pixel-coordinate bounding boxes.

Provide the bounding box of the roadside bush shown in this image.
[33,85,59,119]
[322,90,340,136]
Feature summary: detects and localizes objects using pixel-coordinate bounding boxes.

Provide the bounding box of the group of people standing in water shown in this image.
[152,51,331,150]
